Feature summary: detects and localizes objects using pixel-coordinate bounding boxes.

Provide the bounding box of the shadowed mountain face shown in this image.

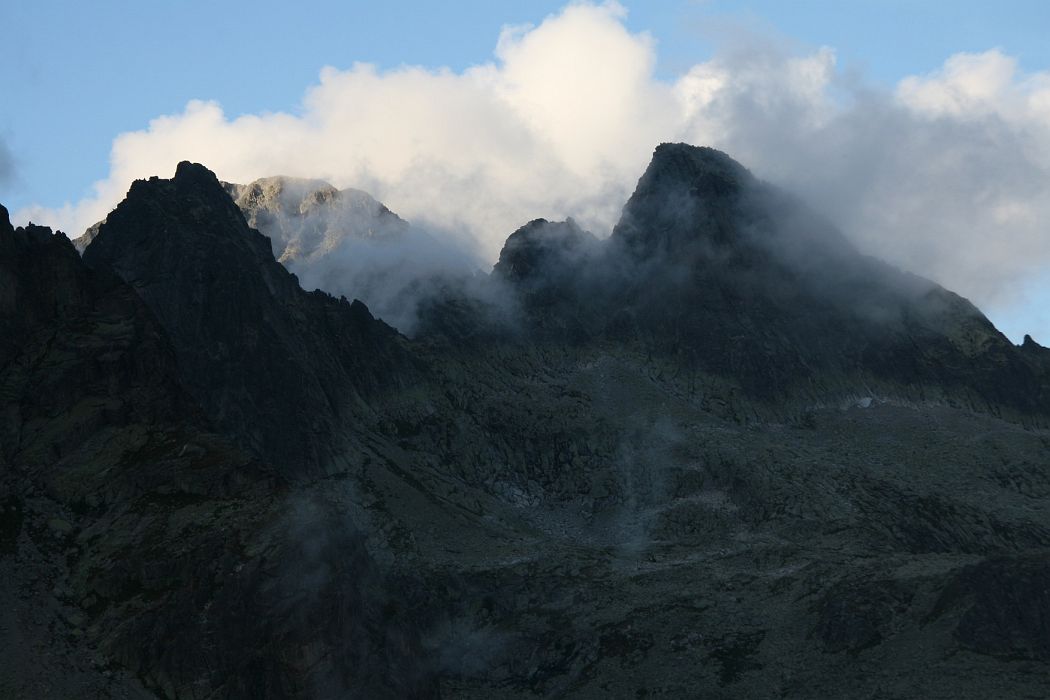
[492,144,1050,414]
[5,146,1050,699]
[0,204,193,463]
[82,163,417,476]
[0,204,432,698]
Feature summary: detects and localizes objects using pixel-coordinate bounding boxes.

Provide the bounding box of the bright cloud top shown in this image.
[17,1,1050,327]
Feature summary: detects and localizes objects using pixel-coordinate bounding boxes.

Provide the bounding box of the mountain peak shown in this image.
[638,143,755,209]
[1022,333,1048,352]
[223,174,408,266]
[611,144,759,259]
[82,161,410,475]
[648,143,753,188]
[493,218,597,285]
[174,160,221,187]
[223,175,341,215]
[223,175,389,219]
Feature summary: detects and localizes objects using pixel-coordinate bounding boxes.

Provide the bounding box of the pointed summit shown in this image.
[611,144,758,258]
[637,143,753,197]
[83,162,413,476]
[174,159,219,184]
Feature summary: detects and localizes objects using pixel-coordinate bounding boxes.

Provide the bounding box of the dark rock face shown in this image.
[98,496,434,699]
[931,554,1050,660]
[6,146,1050,699]
[0,203,434,698]
[493,144,1050,414]
[815,579,913,655]
[493,217,598,287]
[83,162,416,476]
[0,205,192,464]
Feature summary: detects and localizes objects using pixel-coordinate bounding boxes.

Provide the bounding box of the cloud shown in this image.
[704,46,1050,309]
[14,2,1050,332]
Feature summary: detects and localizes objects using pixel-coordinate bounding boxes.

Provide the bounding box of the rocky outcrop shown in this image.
[71,219,103,253]
[490,218,600,340]
[930,554,1050,660]
[493,218,598,287]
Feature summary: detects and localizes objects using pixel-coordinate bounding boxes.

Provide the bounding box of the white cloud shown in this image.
[15,3,1050,338]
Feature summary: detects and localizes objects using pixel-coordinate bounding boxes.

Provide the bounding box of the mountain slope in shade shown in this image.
[0,204,434,698]
[83,163,418,476]
[4,145,1050,698]
[491,143,1050,417]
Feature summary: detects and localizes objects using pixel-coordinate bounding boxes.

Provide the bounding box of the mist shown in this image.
[225,175,482,333]
[15,1,1050,336]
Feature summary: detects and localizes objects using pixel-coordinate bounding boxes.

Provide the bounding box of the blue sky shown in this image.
[2,1,1049,341]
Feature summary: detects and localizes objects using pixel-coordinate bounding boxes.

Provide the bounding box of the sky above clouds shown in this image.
[2,0,1049,342]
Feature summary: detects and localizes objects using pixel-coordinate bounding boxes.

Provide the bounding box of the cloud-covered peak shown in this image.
[14,2,1050,340]
[635,143,753,198]
[224,175,404,261]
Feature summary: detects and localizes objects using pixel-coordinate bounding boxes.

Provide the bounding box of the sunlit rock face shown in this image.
[224,175,477,335]
[224,176,409,264]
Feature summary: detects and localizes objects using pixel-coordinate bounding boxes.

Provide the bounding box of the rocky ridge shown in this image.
[222,176,408,264]
[3,145,1050,698]
[82,163,416,476]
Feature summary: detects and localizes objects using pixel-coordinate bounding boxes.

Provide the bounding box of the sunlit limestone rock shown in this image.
[223,176,409,264]
[222,175,477,333]
[71,219,103,253]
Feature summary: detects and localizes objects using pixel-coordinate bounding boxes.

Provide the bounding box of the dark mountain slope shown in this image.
[0,205,434,699]
[492,143,1050,416]
[83,163,419,476]
[4,144,1050,699]
[0,204,192,469]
